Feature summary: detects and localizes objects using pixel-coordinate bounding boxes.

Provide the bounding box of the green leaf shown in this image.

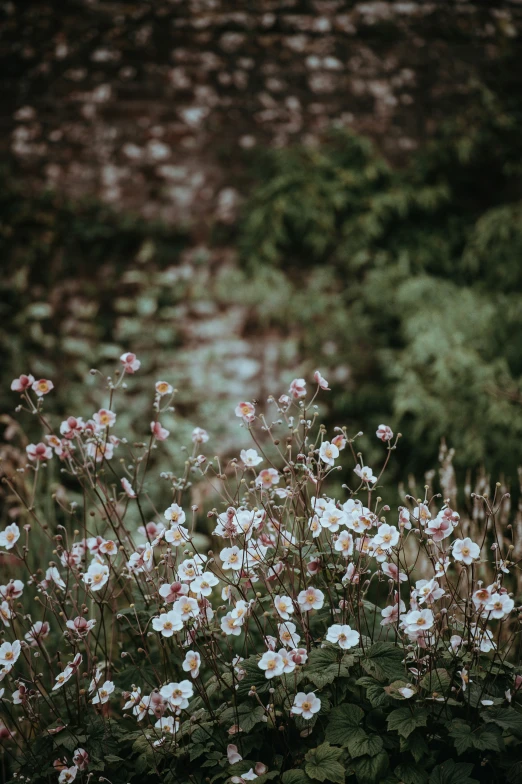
[401,731,429,763]
[305,742,345,783]
[347,733,383,759]
[219,703,265,733]
[507,760,522,784]
[325,703,364,746]
[429,760,478,784]
[361,643,406,683]
[448,720,473,755]
[356,676,391,708]
[419,668,451,695]
[483,706,522,738]
[352,751,389,783]
[387,707,428,739]
[307,648,352,687]
[282,771,314,784]
[449,719,504,755]
[394,763,428,784]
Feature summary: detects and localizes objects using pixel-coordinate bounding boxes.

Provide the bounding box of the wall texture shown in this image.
[2,0,521,229]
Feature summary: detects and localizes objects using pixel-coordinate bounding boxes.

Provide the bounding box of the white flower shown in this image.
[0,580,24,600]
[155,380,173,397]
[0,602,13,627]
[83,562,109,592]
[412,504,431,524]
[120,352,140,373]
[325,624,360,650]
[274,595,294,620]
[297,587,324,612]
[470,625,496,653]
[220,546,244,571]
[278,621,301,649]
[24,620,50,646]
[414,579,444,605]
[258,651,284,679]
[43,566,66,590]
[452,537,480,565]
[160,680,193,709]
[235,402,256,423]
[93,408,116,428]
[173,596,199,621]
[230,600,251,626]
[152,610,183,637]
[58,767,78,784]
[240,448,263,467]
[123,687,142,711]
[376,424,393,442]
[177,556,206,582]
[182,651,201,679]
[191,571,219,597]
[164,525,190,546]
[484,592,514,620]
[398,686,416,699]
[192,427,209,444]
[52,665,76,691]
[292,692,321,720]
[164,504,186,525]
[380,598,406,626]
[0,524,20,551]
[320,504,347,532]
[255,468,280,490]
[314,370,330,390]
[308,515,322,538]
[319,441,339,467]
[121,477,136,498]
[334,530,354,557]
[221,612,243,636]
[154,716,178,734]
[372,524,399,550]
[289,378,306,399]
[92,680,115,705]
[0,640,21,668]
[403,609,435,635]
[227,744,243,764]
[354,465,377,484]
[277,648,297,674]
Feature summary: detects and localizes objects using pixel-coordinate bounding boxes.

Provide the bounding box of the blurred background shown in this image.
[1,0,522,507]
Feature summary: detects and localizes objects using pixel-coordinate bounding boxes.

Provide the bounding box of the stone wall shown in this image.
[2,0,521,230]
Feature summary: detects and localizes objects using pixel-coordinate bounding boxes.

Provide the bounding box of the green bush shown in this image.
[239,82,522,486]
[0,362,521,783]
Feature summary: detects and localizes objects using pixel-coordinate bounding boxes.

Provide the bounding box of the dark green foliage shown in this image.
[239,79,522,487]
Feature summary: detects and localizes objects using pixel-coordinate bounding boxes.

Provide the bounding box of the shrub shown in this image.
[0,357,521,784]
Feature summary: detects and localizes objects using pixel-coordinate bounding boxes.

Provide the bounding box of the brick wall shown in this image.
[2,0,521,228]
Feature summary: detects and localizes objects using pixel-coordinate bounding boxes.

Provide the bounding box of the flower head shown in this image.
[11,374,35,392]
[292,692,321,720]
[120,352,140,373]
[319,441,339,467]
[32,378,54,397]
[325,624,360,649]
[0,524,20,551]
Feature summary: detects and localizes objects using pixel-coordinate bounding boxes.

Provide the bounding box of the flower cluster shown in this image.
[1,358,521,784]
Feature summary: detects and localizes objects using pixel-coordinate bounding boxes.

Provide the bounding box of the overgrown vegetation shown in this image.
[2,73,522,496]
[239,81,522,486]
[1,362,521,784]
